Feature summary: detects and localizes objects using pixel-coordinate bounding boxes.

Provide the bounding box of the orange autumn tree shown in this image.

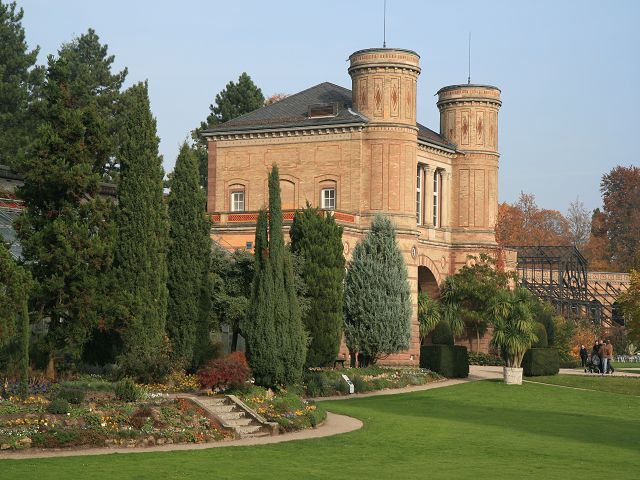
[496,192,571,247]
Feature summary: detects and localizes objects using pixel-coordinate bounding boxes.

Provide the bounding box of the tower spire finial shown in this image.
[467,31,471,84]
[383,0,387,48]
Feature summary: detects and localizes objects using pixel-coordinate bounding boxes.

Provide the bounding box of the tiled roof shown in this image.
[203,82,456,151]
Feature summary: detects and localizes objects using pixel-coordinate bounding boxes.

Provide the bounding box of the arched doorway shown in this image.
[418,265,440,299]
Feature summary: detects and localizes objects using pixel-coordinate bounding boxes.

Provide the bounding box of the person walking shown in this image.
[579,345,589,370]
[598,340,605,374]
[603,340,614,374]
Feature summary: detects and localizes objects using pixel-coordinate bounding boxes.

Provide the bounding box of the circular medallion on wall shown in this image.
[411,246,417,259]
[343,241,350,255]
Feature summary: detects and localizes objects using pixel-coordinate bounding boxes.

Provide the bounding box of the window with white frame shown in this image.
[231,190,245,212]
[321,187,336,210]
[432,170,441,227]
[416,165,423,224]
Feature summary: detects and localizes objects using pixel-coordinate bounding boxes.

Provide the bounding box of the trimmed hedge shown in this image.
[522,348,560,376]
[420,345,469,378]
[431,321,454,346]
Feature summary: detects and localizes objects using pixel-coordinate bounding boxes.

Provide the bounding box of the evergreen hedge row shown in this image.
[522,348,560,376]
[420,345,469,378]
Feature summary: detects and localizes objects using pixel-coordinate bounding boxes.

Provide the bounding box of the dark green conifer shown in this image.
[166,143,211,368]
[114,81,168,381]
[290,204,345,367]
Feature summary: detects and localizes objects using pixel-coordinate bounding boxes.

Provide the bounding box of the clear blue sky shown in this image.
[15,0,640,214]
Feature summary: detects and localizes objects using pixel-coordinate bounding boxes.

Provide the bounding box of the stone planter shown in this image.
[503,366,523,385]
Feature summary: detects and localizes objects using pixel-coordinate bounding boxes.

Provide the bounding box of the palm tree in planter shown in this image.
[489,287,538,385]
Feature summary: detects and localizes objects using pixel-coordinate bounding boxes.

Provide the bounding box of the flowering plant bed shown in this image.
[0,382,228,451]
[237,387,326,433]
[303,366,441,397]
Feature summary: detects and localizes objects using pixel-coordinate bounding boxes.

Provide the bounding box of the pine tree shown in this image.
[193,249,217,369]
[166,143,211,368]
[114,81,169,381]
[290,204,345,367]
[244,165,306,386]
[191,72,264,189]
[14,29,122,376]
[0,1,42,166]
[343,214,412,365]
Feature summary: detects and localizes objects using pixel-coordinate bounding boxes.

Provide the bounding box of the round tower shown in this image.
[348,48,421,230]
[436,84,501,244]
[349,48,420,126]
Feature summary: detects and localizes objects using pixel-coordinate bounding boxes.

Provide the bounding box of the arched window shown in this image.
[432,170,441,227]
[229,184,245,212]
[319,180,337,210]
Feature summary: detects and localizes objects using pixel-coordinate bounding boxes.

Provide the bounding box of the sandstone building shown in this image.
[203,47,516,363]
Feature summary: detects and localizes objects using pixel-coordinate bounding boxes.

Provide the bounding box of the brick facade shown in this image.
[203,47,515,364]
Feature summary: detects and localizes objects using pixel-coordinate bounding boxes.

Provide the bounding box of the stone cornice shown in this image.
[437,98,502,110]
[417,140,456,156]
[205,124,365,141]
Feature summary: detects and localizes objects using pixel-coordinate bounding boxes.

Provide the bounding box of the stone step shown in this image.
[205,404,236,413]
[202,398,227,406]
[224,417,254,427]
[216,411,246,420]
[235,425,264,435]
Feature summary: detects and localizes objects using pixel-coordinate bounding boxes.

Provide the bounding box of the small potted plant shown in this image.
[489,287,537,385]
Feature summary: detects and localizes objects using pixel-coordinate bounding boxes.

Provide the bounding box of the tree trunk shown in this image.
[45,354,56,381]
[231,329,239,352]
[476,329,480,353]
[349,349,356,368]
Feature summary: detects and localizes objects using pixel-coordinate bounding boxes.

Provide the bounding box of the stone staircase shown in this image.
[187,395,278,439]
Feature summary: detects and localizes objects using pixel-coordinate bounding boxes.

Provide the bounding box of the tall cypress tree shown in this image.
[268,165,306,384]
[343,214,412,365]
[244,165,306,386]
[114,81,168,381]
[14,29,122,376]
[0,239,31,396]
[290,204,345,367]
[166,143,211,368]
[244,209,280,386]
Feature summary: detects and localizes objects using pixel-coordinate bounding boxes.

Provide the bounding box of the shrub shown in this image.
[47,398,70,414]
[334,377,351,394]
[522,348,560,376]
[303,371,333,397]
[431,321,454,346]
[115,378,143,402]
[197,351,251,391]
[532,323,549,348]
[468,352,505,366]
[352,375,370,393]
[420,345,468,378]
[57,387,86,405]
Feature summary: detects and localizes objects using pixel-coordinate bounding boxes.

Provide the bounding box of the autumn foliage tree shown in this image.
[496,193,570,247]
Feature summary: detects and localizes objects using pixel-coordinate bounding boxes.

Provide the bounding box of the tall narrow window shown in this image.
[432,170,441,227]
[416,165,423,224]
[231,190,245,212]
[321,187,336,210]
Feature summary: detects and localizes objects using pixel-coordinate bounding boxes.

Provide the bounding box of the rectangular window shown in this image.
[416,165,423,224]
[321,188,336,210]
[433,171,440,227]
[231,191,245,212]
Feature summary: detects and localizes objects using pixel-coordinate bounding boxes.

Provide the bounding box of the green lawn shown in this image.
[612,361,640,369]
[2,380,639,479]
[526,374,640,396]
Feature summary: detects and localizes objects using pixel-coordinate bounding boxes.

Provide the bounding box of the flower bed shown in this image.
[0,384,228,451]
[238,387,326,433]
[303,366,441,397]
